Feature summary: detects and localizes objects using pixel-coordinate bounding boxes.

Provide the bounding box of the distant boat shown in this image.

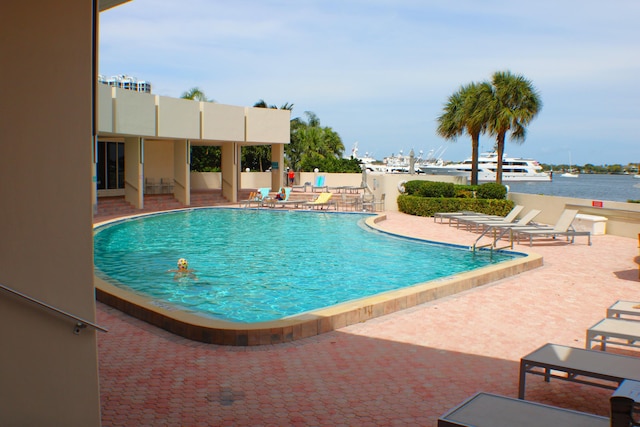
[420,151,551,182]
[561,152,579,178]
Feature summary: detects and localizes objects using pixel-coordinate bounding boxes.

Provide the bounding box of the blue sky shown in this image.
[99,0,639,166]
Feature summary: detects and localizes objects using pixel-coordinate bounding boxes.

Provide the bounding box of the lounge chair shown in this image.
[519,343,640,399]
[607,300,640,321]
[512,208,591,246]
[470,209,543,250]
[436,205,524,227]
[304,192,335,210]
[268,187,303,208]
[586,317,640,351]
[311,175,327,192]
[459,207,539,232]
[438,392,608,427]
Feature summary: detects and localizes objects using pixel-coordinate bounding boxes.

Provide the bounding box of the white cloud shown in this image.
[99,0,640,165]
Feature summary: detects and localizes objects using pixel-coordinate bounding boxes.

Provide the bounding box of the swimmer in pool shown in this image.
[169,258,197,281]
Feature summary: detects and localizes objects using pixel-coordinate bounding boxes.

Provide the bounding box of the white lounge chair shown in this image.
[512,209,591,246]
[586,317,640,351]
[436,205,524,228]
[519,343,640,399]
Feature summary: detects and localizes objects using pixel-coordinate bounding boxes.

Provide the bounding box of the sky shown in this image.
[99,0,640,166]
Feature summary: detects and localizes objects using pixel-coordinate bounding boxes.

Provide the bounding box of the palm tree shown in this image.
[486,71,542,184]
[437,82,492,185]
[181,87,213,102]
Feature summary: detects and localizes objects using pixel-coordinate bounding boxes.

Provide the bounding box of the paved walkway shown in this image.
[97,211,640,426]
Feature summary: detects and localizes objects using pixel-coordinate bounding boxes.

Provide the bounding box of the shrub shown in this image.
[397,195,514,217]
[404,180,455,198]
[476,183,507,200]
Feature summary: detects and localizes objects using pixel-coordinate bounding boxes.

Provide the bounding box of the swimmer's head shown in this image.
[177,258,188,271]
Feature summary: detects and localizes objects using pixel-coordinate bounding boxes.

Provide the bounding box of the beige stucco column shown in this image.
[174,139,190,205]
[221,142,238,202]
[124,137,144,209]
[271,143,285,190]
[1,1,102,425]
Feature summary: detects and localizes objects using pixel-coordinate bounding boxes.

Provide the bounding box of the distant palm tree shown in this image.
[181,87,213,102]
[486,71,542,184]
[437,82,492,185]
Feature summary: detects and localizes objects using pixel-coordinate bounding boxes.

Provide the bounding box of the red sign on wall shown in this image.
[592,200,603,208]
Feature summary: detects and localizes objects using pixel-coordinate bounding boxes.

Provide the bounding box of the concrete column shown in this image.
[221,142,238,202]
[174,139,190,205]
[271,143,285,190]
[124,137,144,209]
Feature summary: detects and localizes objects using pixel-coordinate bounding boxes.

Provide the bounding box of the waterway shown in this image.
[506,174,640,203]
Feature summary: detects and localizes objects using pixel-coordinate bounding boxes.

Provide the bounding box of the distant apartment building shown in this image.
[98,74,151,93]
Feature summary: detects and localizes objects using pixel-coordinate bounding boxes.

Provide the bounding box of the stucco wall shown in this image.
[509,192,640,238]
[1,2,102,425]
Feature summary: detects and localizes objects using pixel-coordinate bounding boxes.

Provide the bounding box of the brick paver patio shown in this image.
[97,211,640,426]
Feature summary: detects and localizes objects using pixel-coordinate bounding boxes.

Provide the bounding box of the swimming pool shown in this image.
[94,209,540,345]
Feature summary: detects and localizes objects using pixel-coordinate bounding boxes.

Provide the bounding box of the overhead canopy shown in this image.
[99,0,131,12]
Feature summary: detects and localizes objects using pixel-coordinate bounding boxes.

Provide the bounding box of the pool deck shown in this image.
[97,211,640,426]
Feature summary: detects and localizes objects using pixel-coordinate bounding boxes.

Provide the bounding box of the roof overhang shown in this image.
[99,0,131,12]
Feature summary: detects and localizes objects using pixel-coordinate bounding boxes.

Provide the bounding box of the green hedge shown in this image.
[397,195,514,217]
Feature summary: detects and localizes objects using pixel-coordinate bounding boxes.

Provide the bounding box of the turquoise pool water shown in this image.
[94,209,521,323]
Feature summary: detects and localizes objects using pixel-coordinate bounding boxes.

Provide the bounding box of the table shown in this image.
[438,392,608,427]
[518,343,640,399]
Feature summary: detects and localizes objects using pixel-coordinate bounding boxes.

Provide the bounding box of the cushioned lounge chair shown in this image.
[304,192,335,209]
[512,209,591,246]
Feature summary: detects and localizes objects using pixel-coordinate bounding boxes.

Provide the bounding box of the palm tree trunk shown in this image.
[495,133,506,184]
[471,135,479,185]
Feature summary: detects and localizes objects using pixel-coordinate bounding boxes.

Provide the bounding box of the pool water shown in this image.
[94,209,521,323]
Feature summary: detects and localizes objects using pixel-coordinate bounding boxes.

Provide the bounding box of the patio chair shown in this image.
[304,192,335,209]
[292,181,311,192]
[340,193,358,211]
[239,191,258,208]
[513,208,591,246]
[371,193,386,212]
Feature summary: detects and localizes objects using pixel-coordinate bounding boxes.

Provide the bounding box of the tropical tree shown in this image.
[436,82,493,185]
[288,111,346,172]
[181,87,213,102]
[486,71,542,184]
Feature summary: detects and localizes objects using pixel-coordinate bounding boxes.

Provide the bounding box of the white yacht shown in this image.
[420,152,552,182]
